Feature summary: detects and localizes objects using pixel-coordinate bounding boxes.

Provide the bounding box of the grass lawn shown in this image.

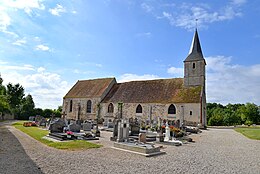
[234,127,260,140]
[12,121,102,150]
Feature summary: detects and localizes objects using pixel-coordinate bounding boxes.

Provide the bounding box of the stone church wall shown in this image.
[100,102,201,125]
[63,97,100,121]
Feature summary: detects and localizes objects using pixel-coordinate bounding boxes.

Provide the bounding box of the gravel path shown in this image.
[1,121,259,174]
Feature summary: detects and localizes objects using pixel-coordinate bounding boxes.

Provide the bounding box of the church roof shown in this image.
[184,29,205,62]
[102,78,202,103]
[64,78,115,98]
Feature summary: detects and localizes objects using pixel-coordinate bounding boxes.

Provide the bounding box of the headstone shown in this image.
[70,120,76,125]
[117,119,129,142]
[29,116,35,121]
[83,122,92,131]
[49,118,66,133]
[130,118,140,136]
[110,119,119,141]
[139,133,146,143]
[35,115,44,123]
[39,118,47,126]
[68,123,81,132]
[164,124,171,141]
[107,122,114,128]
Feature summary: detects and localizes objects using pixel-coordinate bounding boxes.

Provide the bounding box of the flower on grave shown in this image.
[67,131,73,135]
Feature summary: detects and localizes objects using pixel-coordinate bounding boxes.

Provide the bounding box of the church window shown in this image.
[190,111,193,115]
[136,104,142,113]
[193,63,196,69]
[87,100,92,113]
[108,103,114,113]
[69,100,73,112]
[168,104,176,114]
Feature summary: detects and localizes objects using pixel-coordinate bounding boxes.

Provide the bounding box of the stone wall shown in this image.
[184,60,205,87]
[100,102,201,125]
[63,97,100,120]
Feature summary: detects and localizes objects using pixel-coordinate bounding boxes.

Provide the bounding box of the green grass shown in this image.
[235,127,260,140]
[12,121,102,150]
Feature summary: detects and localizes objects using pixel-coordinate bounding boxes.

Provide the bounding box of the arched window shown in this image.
[193,63,196,69]
[168,104,176,114]
[69,100,73,112]
[87,100,92,113]
[108,103,114,113]
[136,104,142,113]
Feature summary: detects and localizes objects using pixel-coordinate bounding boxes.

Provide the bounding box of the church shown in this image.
[62,29,207,127]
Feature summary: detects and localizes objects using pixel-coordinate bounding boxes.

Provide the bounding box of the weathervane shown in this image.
[195,18,198,29]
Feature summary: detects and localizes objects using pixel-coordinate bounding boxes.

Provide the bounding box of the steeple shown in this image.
[184,29,204,62]
[183,29,206,87]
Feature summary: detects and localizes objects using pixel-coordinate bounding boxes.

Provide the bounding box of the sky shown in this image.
[0,0,260,109]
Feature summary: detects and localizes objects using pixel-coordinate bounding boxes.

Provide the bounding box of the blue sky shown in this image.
[0,0,260,109]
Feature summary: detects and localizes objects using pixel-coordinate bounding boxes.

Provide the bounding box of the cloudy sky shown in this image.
[0,0,259,109]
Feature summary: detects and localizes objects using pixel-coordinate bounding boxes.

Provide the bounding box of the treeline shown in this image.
[0,75,62,120]
[207,103,260,126]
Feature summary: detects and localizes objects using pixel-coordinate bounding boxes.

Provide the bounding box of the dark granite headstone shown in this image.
[49,118,66,133]
[130,118,140,136]
[39,118,47,126]
[68,123,81,132]
[82,122,92,131]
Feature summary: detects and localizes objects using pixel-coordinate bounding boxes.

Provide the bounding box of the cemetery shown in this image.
[20,107,201,157]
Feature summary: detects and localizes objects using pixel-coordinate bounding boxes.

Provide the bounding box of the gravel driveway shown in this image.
[0,121,259,174]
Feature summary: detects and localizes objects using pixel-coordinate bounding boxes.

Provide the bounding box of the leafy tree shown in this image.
[42,109,53,118]
[0,96,11,119]
[34,108,43,116]
[6,83,25,108]
[20,94,35,120]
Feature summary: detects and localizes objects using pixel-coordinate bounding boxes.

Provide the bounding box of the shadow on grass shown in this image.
[0,126,43,174]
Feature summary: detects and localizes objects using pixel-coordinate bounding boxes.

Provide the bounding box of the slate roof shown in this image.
[64,78,115,98]
[102,78,202,103]
[184,29,205,62]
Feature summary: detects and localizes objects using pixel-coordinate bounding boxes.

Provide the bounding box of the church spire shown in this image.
[184,29,204,62]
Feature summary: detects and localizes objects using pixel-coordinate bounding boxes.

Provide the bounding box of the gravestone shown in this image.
[130,118,140,136]
[107,122,114,128]
[110,119,119,141]
[83,122,92,131]
[117,119,129,142]
[39,118,47,126]
[139,133,146,143]
[49,118,66,133]
[29,116,35,121]
[164,124,171,141]
[68,123,81,132]
[35,115,44,123]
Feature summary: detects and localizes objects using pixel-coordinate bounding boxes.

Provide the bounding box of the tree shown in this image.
[42,109,53,118]
[237,103,260,124]
[0,74,6,95]
[0,96,10,119]
[20,94,35,120]
[6,83,24,108]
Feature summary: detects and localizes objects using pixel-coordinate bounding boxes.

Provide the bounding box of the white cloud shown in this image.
[118,73,160,83]
[0,8,11,32]
[37,67,45,73]
[1,0,45,15]
[12,38,27,46]
[0,63,35,71]
[206,56,260,105]
[1,62,70,109]
[35,44,50,51]
[49,4,66,16]
[135,32,152,38]
[167,67,184,77]
[141,3,153,13]
[160,1,245,30]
